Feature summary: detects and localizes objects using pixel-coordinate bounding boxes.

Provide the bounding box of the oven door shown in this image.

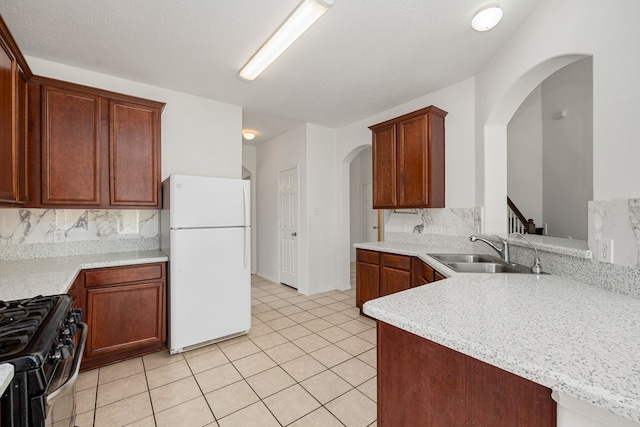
[45,322,87,427]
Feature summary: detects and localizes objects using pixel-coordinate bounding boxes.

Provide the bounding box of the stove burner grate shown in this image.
[0,295,58,357]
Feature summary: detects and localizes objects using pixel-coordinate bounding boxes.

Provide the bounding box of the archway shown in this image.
[482,54,591,234]
[337,144,374,290]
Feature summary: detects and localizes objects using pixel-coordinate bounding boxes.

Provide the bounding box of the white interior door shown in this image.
[361,183,380,241]
[278,167,299,288]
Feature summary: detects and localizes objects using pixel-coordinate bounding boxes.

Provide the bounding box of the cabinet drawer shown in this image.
[357,249,380,264]
[381,253,412,270]
[420,262,435,283]
[85,263,163,287]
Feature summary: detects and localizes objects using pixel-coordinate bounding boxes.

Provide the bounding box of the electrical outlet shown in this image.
[53,229,66,243]
[597,239,614,263]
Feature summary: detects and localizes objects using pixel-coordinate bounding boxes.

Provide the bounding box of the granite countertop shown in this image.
[0,250,168,301]
[357,241,640,423]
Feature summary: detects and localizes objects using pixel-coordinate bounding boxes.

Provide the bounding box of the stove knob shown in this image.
[60,346,71,360]
[63,323,78,336]
[67,309,83,324]
[50,346,62,362]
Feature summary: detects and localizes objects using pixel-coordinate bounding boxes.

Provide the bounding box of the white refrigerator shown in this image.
[161,174,251,354]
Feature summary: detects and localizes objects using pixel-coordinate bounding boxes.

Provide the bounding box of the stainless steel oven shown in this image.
[0,295,86,427]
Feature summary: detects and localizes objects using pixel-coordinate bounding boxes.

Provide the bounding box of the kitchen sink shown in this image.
[446,262,524,273]
[429,254,498,264]
[428,253,533,274]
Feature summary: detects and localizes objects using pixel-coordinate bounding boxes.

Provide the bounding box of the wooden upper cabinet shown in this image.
[370,106,447,209]
[41,85,102,205]
[371,123,397,208]
[0,16,31,204]
[28,76,165,208]
[109,100,160,206]
[0,42,16,202]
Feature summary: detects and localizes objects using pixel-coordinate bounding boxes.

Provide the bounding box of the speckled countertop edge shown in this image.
[0,250,168,301]
[357,241,640,423]
[0,363,14,395]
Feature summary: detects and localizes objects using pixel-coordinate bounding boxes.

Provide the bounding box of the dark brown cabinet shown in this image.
[380,253,412,296]
[356,249,380,311]
[109,99,161,206]
[369,106,447,209]
[0,16,31,204]
[69,263,167,371]
[412,258,445,287]
[377,321,556,427]
[357,249,445,315]
[28,76,164,208]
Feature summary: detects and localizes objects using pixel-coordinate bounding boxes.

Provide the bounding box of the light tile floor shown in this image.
[63,274,376,427]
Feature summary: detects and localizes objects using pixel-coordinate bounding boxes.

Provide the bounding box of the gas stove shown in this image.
[0,294,86,427]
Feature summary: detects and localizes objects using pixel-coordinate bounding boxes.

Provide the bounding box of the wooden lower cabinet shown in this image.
[69,262,166,371]
[357,249,446,315]
[380,253,412,296]
[356,249,380,310]
[377,321,556,427]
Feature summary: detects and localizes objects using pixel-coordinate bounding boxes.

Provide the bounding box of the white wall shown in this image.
[254,123,341,294]
[541,58,593,240]
[507,86,543,225]
[26,57,243,180]
[349,148,372,261]
[306,124,340,293]
[476,0,640,234]
[255,125,307,286]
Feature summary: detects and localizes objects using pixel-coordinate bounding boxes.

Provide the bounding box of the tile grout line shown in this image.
[77,276,374,427]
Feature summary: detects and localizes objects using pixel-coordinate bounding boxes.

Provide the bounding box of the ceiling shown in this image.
[1,0,542,145]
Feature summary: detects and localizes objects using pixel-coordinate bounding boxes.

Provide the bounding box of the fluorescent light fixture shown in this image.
[471,5,503,32]
[242,131,256,140]
[239,0,334,81]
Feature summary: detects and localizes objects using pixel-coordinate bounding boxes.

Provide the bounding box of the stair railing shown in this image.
[507,196,537,234]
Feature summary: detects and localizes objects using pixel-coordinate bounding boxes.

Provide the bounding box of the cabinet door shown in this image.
[85,281,165,358]
[0,42,16,202]
[380,266,411,296]
[372,123,397,208]
[378,321,468,427]
[109,100,160,206]
[15,70,27,202]
[397,114,429,207]
[41,85,102,205]
[356,261,380,309]
[412,259,434,287]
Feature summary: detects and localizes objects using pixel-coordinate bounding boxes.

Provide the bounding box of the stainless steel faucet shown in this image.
[510,232,543,274]
[469,235,511,263]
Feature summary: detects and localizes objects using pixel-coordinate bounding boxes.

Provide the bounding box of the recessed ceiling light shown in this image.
[471,5,503,32]
[242,131,256,141]
[239,0,334,81]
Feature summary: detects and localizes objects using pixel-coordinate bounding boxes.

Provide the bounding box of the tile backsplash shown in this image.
[0,208,159,260]
[589,198,640,268]
[384,207,482,237]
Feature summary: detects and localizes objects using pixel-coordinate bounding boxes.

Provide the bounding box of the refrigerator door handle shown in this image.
[244,226,250,269]
[243,184,250,227]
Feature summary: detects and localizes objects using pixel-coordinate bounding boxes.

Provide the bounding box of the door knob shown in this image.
[291,232,297,237]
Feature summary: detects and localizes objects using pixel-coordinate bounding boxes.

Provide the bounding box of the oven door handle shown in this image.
[46,322,88,408]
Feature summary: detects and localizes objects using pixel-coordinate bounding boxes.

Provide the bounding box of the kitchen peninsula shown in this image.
[357,241,640,427]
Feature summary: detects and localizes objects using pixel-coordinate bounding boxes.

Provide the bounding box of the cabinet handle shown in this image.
[291,232,297,237]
